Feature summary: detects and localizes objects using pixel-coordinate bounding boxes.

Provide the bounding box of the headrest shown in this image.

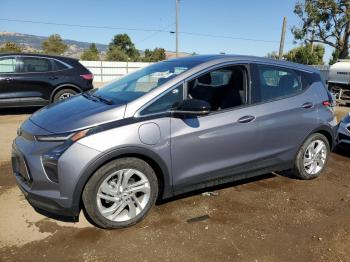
[197,73,211,85]
[279,75,295,88]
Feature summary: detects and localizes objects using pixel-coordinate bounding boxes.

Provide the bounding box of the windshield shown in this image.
[93,60,200,104]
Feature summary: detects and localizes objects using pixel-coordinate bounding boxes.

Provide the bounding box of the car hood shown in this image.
[30,94,126,133]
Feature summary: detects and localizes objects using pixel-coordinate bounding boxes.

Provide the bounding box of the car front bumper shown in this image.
[12,120,102,219]
[337,121,350,147]
[12,142,80,217]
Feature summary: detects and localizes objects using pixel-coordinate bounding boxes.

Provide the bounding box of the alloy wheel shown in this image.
[58,93,73,100]
[303,139,327,175]
[96,169,151,222]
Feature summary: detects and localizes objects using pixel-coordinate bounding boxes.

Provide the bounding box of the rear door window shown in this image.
[21,57,52,73]
[52,59,69,71]
[251,64,308,103]
[0,57,16,73]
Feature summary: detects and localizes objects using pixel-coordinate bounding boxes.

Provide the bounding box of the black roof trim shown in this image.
[167,54,318,73]
[0,52,78,61]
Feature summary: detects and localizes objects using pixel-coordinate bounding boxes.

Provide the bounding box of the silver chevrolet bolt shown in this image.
[12,55,337,229]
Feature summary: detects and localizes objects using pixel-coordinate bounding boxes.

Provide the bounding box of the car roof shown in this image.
[0,52,78,61]
[166,54,318,73]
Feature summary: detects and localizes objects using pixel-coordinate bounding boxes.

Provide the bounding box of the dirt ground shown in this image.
[0,106,349,262]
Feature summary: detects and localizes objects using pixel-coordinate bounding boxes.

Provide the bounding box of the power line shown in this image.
[0,18,171,33]
[136,23,175,45]
[0,18,295,45]
[180,31,281,44]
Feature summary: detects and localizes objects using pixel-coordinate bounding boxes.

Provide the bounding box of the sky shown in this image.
[1,0,333,62]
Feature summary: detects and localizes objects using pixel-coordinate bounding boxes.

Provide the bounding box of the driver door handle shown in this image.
[238,115,256,123]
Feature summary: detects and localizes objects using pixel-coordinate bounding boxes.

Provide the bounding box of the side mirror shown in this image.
[171,99,211,116]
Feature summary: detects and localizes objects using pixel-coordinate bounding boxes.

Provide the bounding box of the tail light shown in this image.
[322,100,335,114]
[322,101,332,107]
[80,73,94,80]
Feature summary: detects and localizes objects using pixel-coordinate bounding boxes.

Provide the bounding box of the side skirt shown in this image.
[172,163,291,197]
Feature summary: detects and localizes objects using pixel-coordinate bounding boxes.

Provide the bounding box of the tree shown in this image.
[0,42,22,53]
[266,51,279,60]
[142,48,166,62]
[106,46,129,61]
[329,48,349,64]
[107,34,139,61]
[81,43,100,60]
[42,34,68,55]
[284,44,325,64]
[292,0,350,63]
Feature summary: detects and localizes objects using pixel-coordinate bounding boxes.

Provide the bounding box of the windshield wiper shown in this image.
[91,93,113,105]
[82,92,97,101]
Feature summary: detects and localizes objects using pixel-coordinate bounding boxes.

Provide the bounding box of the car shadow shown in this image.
[33,207,78,223]
[0,107,41,115]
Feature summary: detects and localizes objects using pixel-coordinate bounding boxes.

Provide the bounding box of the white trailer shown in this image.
[328,60,350,105]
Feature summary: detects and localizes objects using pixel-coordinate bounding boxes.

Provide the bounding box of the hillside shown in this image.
[0,31,108,58]
[0,31,190,59]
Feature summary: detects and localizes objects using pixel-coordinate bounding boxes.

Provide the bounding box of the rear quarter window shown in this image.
[251,64,316,104]
[52,59,70,71]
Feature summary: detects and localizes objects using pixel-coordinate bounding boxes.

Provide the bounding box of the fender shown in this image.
[71,146,173,212]
[310,124,337,149]
[50,83,83,102]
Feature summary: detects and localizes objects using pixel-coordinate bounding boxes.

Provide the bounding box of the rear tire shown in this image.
[291,133,330,180]
[82,158,158,229]
[52,88,78,102]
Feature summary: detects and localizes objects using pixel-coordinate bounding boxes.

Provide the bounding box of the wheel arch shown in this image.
[301,125,336,153]
[50,84,83,102]
[72,146,173,212]
[316,129,334,149]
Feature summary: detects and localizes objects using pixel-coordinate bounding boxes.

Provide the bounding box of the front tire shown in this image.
[82,158,158,229]
[292,133,330,180]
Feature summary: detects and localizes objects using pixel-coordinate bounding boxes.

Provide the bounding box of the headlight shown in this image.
[38,128,98,183]
[35,129,90,142]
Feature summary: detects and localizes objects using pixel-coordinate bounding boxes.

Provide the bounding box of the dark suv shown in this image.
[0,53,93,108]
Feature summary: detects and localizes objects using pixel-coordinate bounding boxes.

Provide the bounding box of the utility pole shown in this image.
[176,0,179,57]
[310,22,315,53]
[278,17,287,60]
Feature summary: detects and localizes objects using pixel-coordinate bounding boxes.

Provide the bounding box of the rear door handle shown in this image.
[5,77,13,82]
[302,102,313,109]
[238,115,256,123]
[49,76,58,80]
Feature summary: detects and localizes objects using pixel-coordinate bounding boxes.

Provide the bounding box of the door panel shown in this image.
[170,106,260,188]
[249,63,319,169]
[170,64,261,190]
[13,57,57,102]
[252,89,319,168]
